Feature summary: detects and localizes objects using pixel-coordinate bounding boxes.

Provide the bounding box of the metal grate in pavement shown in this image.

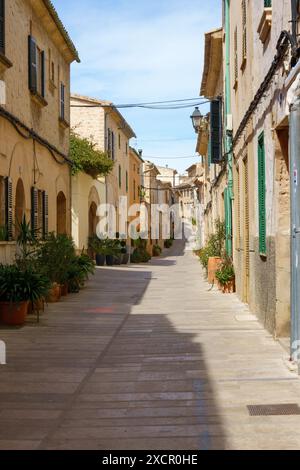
[247,404,300,416]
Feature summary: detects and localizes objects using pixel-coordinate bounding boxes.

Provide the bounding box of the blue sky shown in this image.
[54,0,222,173]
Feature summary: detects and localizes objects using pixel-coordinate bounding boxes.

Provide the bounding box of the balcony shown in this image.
[258,4,272,44]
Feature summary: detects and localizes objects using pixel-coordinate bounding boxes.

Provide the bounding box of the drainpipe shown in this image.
[225,0,233,256]
[289,89,300,369]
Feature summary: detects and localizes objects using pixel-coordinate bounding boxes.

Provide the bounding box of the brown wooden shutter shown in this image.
[41,50,45,98]
[31,187,38,233]
[28,35,37,93]
[111,131,115,160]
[42,191,48,238]
[0,0,5,55]
[4,176,12,241]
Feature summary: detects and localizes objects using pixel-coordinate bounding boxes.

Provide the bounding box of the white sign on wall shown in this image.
[0,81,6,105]
[0,340,6,365]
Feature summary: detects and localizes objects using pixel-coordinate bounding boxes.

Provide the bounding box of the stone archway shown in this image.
[57,191,67,235]
[89,201,98,237]
[15,178,25,237]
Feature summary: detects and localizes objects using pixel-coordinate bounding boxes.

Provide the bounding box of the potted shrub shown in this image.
[152,244,162,257]
[88,235,106,266]
[66,253,95,293]
[0,264,50,326]
[131,238,151,264]
[37,233,76,302]
[216,258,236,294]
[164,239,173,249]
[120,241,129,264]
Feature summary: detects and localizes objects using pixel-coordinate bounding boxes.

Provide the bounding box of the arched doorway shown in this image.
[57,191,67,235]
[88,201,98,237]
[15,179,25,237]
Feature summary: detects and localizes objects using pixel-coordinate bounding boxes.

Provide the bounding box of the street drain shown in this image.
[247,404,300,416]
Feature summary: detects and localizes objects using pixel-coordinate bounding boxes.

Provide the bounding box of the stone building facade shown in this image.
[0,0,79,263]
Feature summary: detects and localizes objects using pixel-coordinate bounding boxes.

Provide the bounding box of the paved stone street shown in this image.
[0,242,300,450]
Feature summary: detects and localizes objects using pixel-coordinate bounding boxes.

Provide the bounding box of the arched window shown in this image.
[15,179,25,237]
[57,191,67,235]
[88,202,98,237]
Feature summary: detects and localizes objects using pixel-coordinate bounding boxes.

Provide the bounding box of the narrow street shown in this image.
[0,241,299,450]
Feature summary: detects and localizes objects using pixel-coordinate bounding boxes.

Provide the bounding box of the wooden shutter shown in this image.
[107,128,111,156]
[234,27,238,84]
[258,134,266,255]
[28,36,37,93]
[244,157,250,275]
[119,165,122,188]
[42,191,48,238]
[126,171,128,193]
[210,99,222,164]
[112,131,115,160]
[60,83,65,120]
[0,0,5,55]
[242,0,247,62]
[31,187,38,233]
[4,176,12,241]
[41,50,45,98]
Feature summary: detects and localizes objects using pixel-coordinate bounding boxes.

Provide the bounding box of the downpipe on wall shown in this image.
[289,91,300,371]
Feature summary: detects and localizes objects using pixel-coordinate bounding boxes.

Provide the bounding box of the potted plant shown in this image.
[66,253,95,293]
[131,238,151,264]
[164,239,173,249]
[0,264,50,326]
[88,235,106,266]
[152,244,162,257]
[216,257,236,294]
[120,241,129,264]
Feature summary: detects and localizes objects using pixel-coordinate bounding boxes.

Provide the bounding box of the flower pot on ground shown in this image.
[0,301,29,326]
[207,257,222,284]
[95,254,105,266]
[46,283,61,303]
[113,255,122,265]
[66,254,95,293]
[106,255,114,266]
[60,283,69,296]
[0,264,50,326]
[152,244,162,257]
[164,239,173,249]
[216,257,235,294]
[131,238,151,264]
[122,253,130,264]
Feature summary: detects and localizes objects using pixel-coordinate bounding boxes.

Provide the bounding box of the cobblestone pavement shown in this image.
[0,241,299,450]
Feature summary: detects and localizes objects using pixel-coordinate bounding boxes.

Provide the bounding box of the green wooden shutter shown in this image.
[258,133,266,255]
[0,0,5,55]
[4,176,12,241]
[28,36,37,93]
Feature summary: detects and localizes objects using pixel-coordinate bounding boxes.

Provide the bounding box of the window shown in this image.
[210,99,222,164]
[119,165,122,189]
[126,143,128,155]
[60,82,65,120]
[28,36,45,98]
[0,0,5,55]
[258,133,266,255]
[133,180,136,200]
[51,61,55,83]
[242,0,247,66]
[126,171,128,193]
[31,187,48,238]
[111,131,115,160]
[118,133,121,150]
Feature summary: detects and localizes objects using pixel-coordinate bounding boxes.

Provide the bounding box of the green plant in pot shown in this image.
[120,241,129,265]
[66,253,95,293]
[152,244,162,257]
[216,256,235,294]
[36,233,76,302]
[0,264,51,326]
[131,237,151,264]
[164,238,173,249]
[88,234,106,266]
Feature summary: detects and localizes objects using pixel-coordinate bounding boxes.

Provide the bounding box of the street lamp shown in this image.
[190,107,202,133]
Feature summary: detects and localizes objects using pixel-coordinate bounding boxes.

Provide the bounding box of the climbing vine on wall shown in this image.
[70,131,114,179]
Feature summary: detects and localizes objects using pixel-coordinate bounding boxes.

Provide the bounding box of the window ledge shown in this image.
[31,92,48,108]
[59,117,70,129]
[258,8,272,43]
[0,52,13,71]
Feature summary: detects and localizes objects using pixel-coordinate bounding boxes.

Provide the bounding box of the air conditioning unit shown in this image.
[0,81,6,105]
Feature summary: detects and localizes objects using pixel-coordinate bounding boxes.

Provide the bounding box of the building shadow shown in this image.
[0,262,226,450]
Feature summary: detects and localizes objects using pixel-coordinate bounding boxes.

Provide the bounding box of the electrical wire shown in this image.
[71,98,210,110]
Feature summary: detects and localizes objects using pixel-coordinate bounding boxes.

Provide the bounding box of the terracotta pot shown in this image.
[60,284,69,296]
[0,301,29,326]
[46,283,61,303]
[207,257,222,284]
[221,279,236,294]
[33,299,45,312]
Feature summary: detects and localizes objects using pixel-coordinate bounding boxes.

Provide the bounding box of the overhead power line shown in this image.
[70,97,210,110]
